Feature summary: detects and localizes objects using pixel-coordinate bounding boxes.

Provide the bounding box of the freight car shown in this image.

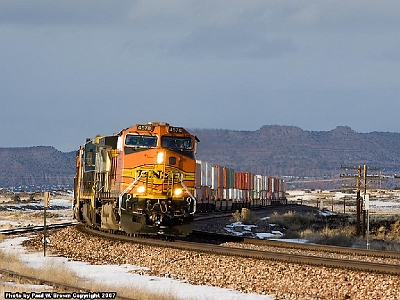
[194,161,287,212]
[73,122,199,237]
[73,121,287,238]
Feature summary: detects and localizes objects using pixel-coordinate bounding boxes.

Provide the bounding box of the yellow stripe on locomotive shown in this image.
[121,166,195,199]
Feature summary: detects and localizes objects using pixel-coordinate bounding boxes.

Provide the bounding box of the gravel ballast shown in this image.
[23,227,400,300]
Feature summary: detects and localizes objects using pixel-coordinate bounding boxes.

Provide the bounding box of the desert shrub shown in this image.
[390,220,400,241]
[231,208,254,223]
[269,211,316,232]
[301,226,354,247]
[370,218,400,242]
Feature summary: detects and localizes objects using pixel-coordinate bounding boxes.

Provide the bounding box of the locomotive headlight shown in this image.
[157,152,164,164]
[137,186,146,194]
[174,188,183,196]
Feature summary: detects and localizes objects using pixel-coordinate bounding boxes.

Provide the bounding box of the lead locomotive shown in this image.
[73,122,199,237]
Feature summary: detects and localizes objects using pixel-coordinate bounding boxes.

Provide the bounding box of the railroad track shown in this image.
[3,222,400,275]
[0,222,76,235]
[78,225,400,275]
[241,236,400,259]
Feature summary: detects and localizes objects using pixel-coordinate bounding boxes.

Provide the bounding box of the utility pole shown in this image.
[356,166,362,236]
[363,165,367,238]
[365,193,370,249]
[340,165,386,237]
[43,191,50,257]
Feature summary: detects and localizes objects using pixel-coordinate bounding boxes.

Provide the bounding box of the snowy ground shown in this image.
[0,198,73,229]
[0,196,275,300]
[286,189,400,214]
[0,236,274,300]
[2,189,400,299]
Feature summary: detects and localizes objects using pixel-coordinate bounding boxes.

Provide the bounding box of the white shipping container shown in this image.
[200,161,206,186]
[229,188,234,200]
[195,160,202,188]
[255,175,262,193]
[262,175,265,191]
[223,189,228,200]
[211,166,218,190]
[238,189,243,201]
[232,189,238,201]
[197,160,204,187]
[261,190,266,200]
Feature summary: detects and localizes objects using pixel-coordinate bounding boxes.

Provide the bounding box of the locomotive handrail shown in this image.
[118,172,144,212]
[178,173,197,215]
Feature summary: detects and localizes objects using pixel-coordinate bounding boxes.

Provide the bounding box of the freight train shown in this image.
[73,121,286,238]
[194,161,287,213]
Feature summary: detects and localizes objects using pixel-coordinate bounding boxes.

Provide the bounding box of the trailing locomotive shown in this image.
[73,122,199,237]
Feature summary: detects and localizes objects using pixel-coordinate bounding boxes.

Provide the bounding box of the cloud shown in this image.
[0,1,399,151]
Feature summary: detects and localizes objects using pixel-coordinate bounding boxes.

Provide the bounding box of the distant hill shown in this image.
[190,125,400,190]
[0,146,75,190]
[1,126,400,190]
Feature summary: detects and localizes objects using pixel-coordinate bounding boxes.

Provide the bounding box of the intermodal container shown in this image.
[195,160,202,188]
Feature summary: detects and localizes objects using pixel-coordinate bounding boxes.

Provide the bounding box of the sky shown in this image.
[1,1,399,152]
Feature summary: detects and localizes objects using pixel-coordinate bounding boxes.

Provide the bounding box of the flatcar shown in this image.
[73,122,199,237]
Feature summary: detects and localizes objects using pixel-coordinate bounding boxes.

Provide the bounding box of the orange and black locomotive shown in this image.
[73,122,199,237]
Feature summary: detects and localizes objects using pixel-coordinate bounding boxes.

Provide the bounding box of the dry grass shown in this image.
[267,210,400,250]
[267,211,356,246]
[300,226,355,247]
[269,211,317,230]
[0,235,186,300]
[231,208,255,223]
[0,249,82,288]
[0,210,73,228]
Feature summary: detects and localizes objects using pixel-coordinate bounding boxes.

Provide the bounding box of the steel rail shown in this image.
[0,268,137,300]
[0,222,76,235]
[189,230,400,260]
[78,225,400,275]
[242,237,400,259]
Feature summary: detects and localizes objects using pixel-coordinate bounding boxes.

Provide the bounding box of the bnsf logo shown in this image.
[137,170,181,180]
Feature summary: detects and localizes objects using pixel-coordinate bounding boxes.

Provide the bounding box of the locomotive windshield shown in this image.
[125,134,158,148]
[161,136,193,150]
